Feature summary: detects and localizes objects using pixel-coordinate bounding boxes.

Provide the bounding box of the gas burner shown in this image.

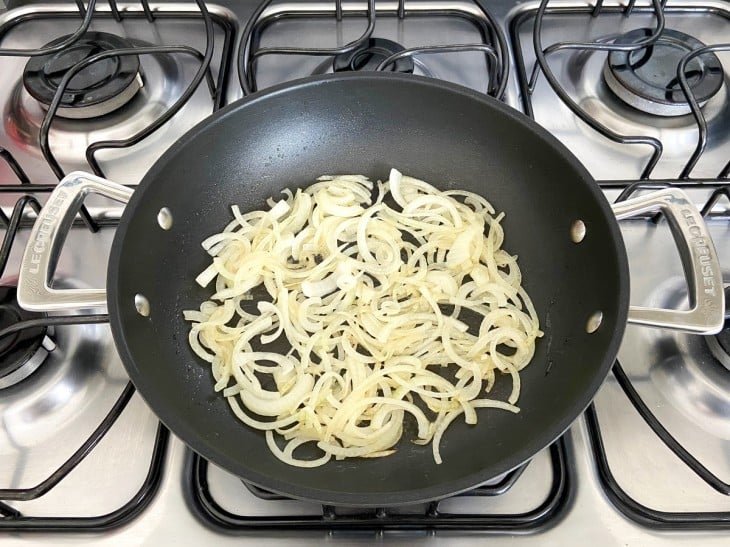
[603,28,723,117]
[333,38,414,73]
[0,285,55,390]
[22,31,143,120]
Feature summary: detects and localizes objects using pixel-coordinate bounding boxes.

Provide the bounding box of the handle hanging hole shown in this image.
[157,207,173,230]
[586,311,603,334]
[134,294,151,317]
[571,220,586,243]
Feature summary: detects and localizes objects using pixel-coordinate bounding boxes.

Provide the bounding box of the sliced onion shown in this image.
[185,170,541,467]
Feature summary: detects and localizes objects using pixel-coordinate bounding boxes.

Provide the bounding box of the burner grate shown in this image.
[0,147,30,186]
[237,0,509,98]
[0,0,234,186]
[187,438,570,533]
[512,0,730,182]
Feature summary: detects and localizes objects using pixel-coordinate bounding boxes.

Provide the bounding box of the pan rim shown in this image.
[107,72,629,507]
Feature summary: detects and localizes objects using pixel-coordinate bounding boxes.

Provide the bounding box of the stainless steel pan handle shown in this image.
[17,172,133,312]
[612,188,725,334]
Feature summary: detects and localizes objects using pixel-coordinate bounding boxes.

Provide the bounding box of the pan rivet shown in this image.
[157,207,173,230]
[571,220,586,243]
[134,294,151,317]
[586,311,603,334]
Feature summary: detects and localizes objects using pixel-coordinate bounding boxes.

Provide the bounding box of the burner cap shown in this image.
[23,31,142,119]
[333,38,414,73]
[0,286,54,389]
[603,28,723,117]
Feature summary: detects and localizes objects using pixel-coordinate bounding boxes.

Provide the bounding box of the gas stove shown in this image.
[0,0,728,544]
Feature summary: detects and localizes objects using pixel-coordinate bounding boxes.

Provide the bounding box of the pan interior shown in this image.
[108,74,628,506]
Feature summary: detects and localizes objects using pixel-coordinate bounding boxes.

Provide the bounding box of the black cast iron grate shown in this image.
[237,0,509,99]
[186,437,571,533]
[511,0,730,183]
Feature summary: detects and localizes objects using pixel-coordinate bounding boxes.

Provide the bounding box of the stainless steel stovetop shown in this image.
[1,1,729,545]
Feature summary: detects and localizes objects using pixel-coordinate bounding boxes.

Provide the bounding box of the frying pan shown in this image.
[17,73,725,506]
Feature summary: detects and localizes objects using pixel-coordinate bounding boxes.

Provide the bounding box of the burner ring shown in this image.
[603,28,723,117]
[0,285,53,390]
[333,38,414,73]
[23,31,142,119]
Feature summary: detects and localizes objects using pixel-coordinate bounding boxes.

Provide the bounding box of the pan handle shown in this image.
[611,188,724,334]
[17,172,133,312]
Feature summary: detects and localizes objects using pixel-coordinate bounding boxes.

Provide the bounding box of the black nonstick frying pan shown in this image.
[18,73,724,506]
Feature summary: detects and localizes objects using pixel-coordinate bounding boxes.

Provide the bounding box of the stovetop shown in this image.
[1,1,729,545]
